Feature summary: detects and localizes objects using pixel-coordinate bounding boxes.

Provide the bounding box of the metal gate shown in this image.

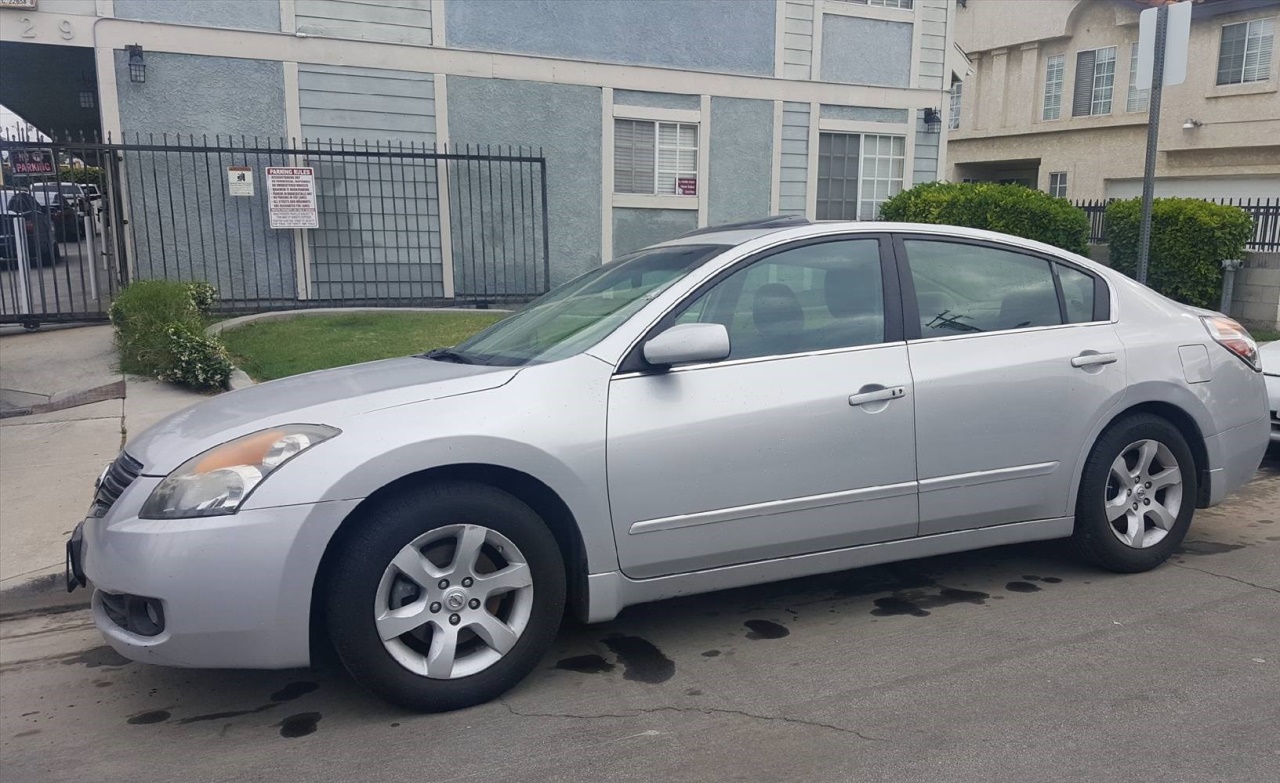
[1,135,551,326]
[1,136,129,326]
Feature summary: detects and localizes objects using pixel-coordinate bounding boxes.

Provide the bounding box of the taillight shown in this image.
[1201,316,1260,371]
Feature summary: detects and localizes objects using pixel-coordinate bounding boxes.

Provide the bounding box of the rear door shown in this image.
[895,235,1125,535]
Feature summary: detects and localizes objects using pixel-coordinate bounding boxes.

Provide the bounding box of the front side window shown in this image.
[1049,171,1068,199]
[614,118,699,196]
[1218,18,1274,85]
[1126,42,1150,112]
[1072,47,1117,117]
[676,239,886,361]
[905,240,1068,335]
[817,132,905,221]
[1043,54,1065,120]
[450,244,725,366]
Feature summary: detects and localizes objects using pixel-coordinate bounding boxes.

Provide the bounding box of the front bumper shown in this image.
[81,498,360,669]
[1265,374,1279,443]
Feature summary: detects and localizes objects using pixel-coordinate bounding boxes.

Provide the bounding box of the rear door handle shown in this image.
[1071,352,1117,368]
[849,386,906,406]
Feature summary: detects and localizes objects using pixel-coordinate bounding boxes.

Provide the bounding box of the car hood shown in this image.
[1261,339,1280,377]
[126,357,518,475]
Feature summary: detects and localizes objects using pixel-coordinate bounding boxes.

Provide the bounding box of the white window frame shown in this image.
[1048,172,1068,199]
[831,0,914,8]
[1217,18,1274,85]
[1086,46,1118,116]
[814,128,907,222]
[611,105,702,210]
[949,81,962,130]
[1126,42,1150,113]
[1042,54,1065,121]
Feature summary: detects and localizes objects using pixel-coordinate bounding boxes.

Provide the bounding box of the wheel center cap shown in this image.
[444,588,468,611]
[1136,485,1147,498]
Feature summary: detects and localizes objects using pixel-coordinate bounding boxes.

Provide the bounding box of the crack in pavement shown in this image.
[1169,562,1280,595]
[498,697,887,741]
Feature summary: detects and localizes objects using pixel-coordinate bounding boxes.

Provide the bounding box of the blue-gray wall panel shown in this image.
[820,15,912,87]
[448,78,601,288]
[613,90,701,111]
[820,105,909,124]
[778,102,810,216]
[913,110,940,185]
[115,0,281,31]
[613,208,698,257]
[447,0,775,76]
[115,52,293,301]
[708,97,773,226]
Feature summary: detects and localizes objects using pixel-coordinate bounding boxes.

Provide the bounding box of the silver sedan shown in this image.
[71,219,1271,712]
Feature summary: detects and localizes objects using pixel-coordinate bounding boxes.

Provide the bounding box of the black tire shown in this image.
[326,481,566,712]
[1071,413,1197,573]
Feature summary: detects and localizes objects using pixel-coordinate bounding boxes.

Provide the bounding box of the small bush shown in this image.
[1105,198,1253,308]
[59,165,104,187]
[879,181,1091,256]
[110,279,230,390]
[185,281,218,313]
[156,326,233,390]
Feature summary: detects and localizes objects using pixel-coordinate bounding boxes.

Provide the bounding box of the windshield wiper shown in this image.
[422,347,477,365]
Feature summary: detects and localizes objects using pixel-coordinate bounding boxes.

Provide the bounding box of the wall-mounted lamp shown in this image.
[127,44,146,84]
[923,107,942,133]
[1182,118,1203,130]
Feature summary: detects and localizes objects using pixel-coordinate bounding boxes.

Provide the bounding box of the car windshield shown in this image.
[440,243,727,367]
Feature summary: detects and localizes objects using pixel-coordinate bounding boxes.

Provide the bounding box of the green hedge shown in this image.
[109,280,231,391]
[879,181,1090,256]
[1105,198,1253,309]
[59,166,104,186]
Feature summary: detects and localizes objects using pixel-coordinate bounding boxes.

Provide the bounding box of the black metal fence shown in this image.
[1,135,550,326]
[1073,197,1280,252]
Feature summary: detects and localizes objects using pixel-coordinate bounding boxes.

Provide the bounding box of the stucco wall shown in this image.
[820,15,912,87]
[613,208,698,257]
[114,0,281,31]
[295,0,433,44]
[448,77,601,287]
[115,52,294,302]
[707,97,774,226]
[613,90,700,111]
[820,105,909,124]
[446,0,776,76]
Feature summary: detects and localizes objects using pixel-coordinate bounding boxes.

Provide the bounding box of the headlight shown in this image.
[140,425,339,519]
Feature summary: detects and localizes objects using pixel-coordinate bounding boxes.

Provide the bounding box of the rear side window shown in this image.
[1055,263,1096,324]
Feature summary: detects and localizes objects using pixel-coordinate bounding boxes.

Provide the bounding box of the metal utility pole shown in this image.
[1136,3,1168,285]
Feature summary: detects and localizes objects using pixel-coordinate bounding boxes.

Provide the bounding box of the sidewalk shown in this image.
[0,325,209,600]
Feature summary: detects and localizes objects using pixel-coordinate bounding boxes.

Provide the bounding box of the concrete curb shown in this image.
[205,306,512,391]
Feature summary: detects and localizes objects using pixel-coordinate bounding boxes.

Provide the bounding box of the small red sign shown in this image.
[676,177,697,196]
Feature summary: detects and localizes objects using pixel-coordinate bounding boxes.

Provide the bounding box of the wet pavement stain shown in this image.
[1178,540,1246,556]
[177,704,277,725]
[14,730,41,737]
[1006,581,1041,593]
[700,649,721,658]
[555,654,615,674]
[270,681,319,702]
[938,587,989,604]
[871,596,930,617]
[1267,536,1280,542]
[278,712,321,739]
[93,681,113,688]
[61,647,132,669]
[601,636,675,684]
[833,565,937,598]
[685,688,703,696]
[869,586,991,618]
[1041,577,1063,584]
[126,710,171,725]
[744,619,790,640]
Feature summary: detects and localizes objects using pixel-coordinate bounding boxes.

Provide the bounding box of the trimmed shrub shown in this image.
[110,279,230,390]
[1105,198,1253,309]
[186,281,218,313]
[156,326,233,390]
[59,165,104,187]
[879,181,1091,256]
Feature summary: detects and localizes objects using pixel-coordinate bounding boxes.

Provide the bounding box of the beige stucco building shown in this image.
[947,0,1280,201]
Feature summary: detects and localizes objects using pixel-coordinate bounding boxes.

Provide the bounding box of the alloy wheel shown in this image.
[374,524,534,679]
[1103,438,1183,549]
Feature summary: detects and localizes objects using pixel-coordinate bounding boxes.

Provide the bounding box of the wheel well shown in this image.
[308,464,589,665]
[1103,401,1210,508]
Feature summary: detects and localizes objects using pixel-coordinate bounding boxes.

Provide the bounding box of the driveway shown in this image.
[2,449,1277,783]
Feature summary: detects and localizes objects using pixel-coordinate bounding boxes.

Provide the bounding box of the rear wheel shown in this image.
[326,482,565,712]
[1071,414,1197,572]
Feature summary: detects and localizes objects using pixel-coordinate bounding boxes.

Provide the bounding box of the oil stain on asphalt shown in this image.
[555,654,615,674]
[278,712,321,738]
[744,619,790,639]
[126,710,171,725]
[870,586,991,617]
[601,636,675,684]
[270,681,319,702]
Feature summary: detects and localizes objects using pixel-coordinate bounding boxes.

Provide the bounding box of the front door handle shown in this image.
[1070,352,1118,369]
[849,386,906,406]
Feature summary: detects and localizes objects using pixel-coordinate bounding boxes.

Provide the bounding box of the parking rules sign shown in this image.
[266,167,318,229]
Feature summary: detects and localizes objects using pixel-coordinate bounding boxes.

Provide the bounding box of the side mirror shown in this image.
[643,323,730,368]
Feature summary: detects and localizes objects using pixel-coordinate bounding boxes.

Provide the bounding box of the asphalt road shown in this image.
[3,449,1277,783]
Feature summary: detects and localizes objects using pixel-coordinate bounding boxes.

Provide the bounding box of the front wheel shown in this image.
[1071,414,1197,572]
[326,482,566,712]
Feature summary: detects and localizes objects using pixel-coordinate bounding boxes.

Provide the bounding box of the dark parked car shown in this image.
[1,189,60,266]
[30,190,84,241]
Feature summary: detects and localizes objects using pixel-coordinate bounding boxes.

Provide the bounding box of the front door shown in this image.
[896,235,1126,535]
[606,236,918,579]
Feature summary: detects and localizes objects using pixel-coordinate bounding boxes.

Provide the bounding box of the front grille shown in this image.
[92,452,143,517]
